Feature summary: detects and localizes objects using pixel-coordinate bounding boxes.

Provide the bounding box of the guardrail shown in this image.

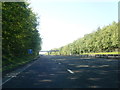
[79,54,120,59]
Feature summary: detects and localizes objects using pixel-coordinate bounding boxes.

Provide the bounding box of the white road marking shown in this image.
[67,69,74,74]
[1,77,13,86]
[1,59,39,86]
[58,63,61,64]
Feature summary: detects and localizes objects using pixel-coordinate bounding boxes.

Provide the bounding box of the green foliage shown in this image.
[50,21,119,55]
[2,2,42,69]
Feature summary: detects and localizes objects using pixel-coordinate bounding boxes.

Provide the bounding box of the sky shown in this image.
[28,0,118,51]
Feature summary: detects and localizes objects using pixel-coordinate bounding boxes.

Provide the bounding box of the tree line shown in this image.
[50,21,119,55]
[2,1,42,69]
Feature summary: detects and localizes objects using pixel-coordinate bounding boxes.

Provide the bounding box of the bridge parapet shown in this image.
[40,50,59,55]
[40,50,59,52]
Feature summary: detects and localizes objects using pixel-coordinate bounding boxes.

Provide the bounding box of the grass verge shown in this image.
[2,55,39,75]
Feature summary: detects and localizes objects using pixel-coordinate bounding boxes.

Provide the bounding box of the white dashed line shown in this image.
[67,69,74,74]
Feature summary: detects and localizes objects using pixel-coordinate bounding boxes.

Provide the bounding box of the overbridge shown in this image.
[40,50,59,55]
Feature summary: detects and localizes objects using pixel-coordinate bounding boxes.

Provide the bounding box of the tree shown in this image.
[2,1,42,67]
[49,21,119,55]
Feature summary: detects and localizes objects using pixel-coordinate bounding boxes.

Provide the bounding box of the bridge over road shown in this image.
[40,50,59,55]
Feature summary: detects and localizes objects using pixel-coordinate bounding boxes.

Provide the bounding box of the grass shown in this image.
[2,55,38,73]
[3,60,31,72]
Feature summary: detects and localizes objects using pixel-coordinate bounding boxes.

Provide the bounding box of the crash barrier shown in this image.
[79,54,120,59]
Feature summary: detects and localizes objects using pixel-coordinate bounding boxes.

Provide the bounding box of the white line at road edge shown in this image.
[1,59,39,86]
[1,77,13,86]
[67,69,74,74]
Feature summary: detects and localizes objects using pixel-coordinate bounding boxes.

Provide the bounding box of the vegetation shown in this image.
[50,21,119,55]
[2,1,42,71]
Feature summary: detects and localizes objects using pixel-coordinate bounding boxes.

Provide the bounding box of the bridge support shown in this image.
[48,51,50,55]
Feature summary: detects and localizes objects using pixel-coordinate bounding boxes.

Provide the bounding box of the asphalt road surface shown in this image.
[2,55,119,88]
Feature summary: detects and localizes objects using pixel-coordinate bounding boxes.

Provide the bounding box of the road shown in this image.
[2,55,119,88]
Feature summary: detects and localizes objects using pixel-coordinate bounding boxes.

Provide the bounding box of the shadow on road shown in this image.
[2,55,119,88]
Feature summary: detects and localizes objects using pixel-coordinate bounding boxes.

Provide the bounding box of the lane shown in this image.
[2,55,70,88]
[2,55,119,88]
[51,56,119,88]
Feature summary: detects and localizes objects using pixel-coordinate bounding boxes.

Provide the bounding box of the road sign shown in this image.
[28,49,32,54]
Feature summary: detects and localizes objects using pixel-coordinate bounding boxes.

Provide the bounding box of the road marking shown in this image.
[58,63,61,64]
[1,59,39,86]
[1,77,13,86]
[67,69,74,74]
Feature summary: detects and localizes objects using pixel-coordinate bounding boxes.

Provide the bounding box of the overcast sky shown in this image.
[29,0,118,51]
